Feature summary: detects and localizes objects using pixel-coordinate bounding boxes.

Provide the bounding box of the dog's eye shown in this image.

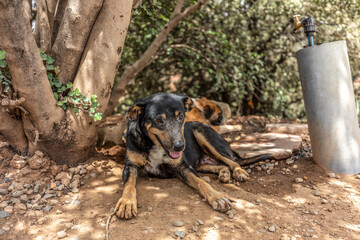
[178,114,184,120]
[155,118,163,124]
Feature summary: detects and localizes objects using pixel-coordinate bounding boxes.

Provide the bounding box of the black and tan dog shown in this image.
[114,93,270,219]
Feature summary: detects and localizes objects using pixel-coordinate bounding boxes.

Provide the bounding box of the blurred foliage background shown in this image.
[115,0,360,119]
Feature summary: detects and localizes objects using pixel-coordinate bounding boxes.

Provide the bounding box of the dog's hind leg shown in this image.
[196,164,231,183]
[178,166,233,212]
[193,130,249,182]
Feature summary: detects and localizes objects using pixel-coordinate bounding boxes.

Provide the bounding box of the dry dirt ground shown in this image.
[1,116,360,240]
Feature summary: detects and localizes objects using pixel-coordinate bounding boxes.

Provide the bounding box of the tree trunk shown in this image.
[52,0,104,84]
[0,0,133,165]
[104,0,209,117]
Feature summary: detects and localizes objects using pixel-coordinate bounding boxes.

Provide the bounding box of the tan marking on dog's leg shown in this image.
[196,165,231,183]
[183,169,233,212]
[126,150,147,167]
[194,131,249,182]
[115,167,138,219]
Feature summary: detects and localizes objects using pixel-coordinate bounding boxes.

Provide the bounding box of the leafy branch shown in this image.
[40,50,104,121]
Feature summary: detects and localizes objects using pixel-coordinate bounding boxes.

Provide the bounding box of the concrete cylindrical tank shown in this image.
[296,40,360,174]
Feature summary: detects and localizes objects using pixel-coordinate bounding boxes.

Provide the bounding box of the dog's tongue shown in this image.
[169,151,181,159]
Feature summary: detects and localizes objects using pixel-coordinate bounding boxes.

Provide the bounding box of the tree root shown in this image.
[105,211,116,240]
[1,95,28,115]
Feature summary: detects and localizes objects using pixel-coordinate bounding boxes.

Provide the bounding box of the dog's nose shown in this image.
[174,141,185,151]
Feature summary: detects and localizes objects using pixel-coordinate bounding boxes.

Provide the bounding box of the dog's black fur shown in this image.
[115,93,271,219]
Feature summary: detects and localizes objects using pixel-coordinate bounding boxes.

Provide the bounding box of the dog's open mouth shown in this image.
[168,151,181,159]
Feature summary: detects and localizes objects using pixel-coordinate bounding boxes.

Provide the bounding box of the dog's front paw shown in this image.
[232,167,249,182]
[208,193,234,212]
[115,197,137,219]
[219,168,231,183]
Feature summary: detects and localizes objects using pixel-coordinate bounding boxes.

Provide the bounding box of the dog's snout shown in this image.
[174,141,185,151]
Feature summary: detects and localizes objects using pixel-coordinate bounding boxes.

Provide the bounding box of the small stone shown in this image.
[14,202,27,211]
[0,188,9,195]
[0,229,4,235]
[90,173,96,178]
[228,213,234,219]
[19,166,32,176]
[65,222,74,229]
[286,159,294,165]
[34,183,41,193]
[57,231,67,239]
[12,191,23,198]
[192,224,199,232]
[71,188,79,193]
[68,167,77,173]
[43,193,53,199]
[56,210,62,214]
[4,206,13,213]
[72,178,80,189]
[173,220,184,227]
[0,210,10,219]
[50,166,61,177]
[321,199,328,204]
[20,194,28,201]
[10,155,27,169]
[314,190,320,196]
[55,172,71,186]
[356,175,360,179]
[49,199,58,206]
[214,216,223,221]
[43,205,52,212]
[246,169,251,173]
[28,151,50,170]
[0,201,7,208]
[268,225,276,232]
[328,172,336,178]
[147,206,153,212]
[79,168,87,175]
[295,178,304,183]
[175,230,186,239]
[196,219,204,225]
[57,185,65,191]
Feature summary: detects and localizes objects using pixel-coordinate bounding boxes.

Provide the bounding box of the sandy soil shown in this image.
[1,117,360,240]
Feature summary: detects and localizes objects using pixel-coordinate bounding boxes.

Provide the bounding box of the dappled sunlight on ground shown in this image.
[1,149,360,239]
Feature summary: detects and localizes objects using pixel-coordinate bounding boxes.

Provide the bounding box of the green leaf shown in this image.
[160,14,169,22]
[54,81,62,88]
[46,65,55,70]
[0,51,5,60]
[40,52,47,61]
[67,82,73,89]
[69,90,75,97]
[90,108,95,113]
[83,97,89,102]
[54,92,59,100]
[60,86,66,92]
[0,59,6,68]
[57,101,63,106]
[61,105,67,110]
[92,102,99,108]
[47,72,53,81]
[72,108,79,113]
[93,113,103,121]
[54,66,60,75]
[46,56,55,64]
[91,94,97,103]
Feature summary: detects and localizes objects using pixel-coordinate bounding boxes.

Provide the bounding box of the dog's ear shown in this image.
[182,97,194,112]
[203,105,213,119]
[126,102,146,121]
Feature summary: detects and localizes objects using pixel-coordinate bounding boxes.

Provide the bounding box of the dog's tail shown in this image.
[233,151,273,166]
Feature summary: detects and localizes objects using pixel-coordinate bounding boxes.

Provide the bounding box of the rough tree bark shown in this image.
[0,0,133,165]
[104,0,209,117]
